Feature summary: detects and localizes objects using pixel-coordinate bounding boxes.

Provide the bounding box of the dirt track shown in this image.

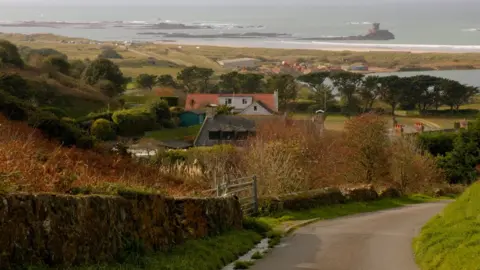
[251,202,449,270]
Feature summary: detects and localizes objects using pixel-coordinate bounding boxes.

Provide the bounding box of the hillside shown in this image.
[1,66,112,117]
[413,183,480,270]
[0,114,198,196]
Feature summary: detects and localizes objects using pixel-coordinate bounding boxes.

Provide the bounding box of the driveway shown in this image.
[251,202,449,270]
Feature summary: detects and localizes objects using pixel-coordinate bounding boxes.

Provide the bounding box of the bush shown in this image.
[90,119,116,141]
[0,90,32,121]
[0,73,31,100]
[28,111,94,148]
[43,55,70,74]
[288,100,316,113]
[417,132,457,156]
[161,96,179,107]
[259,188,346,215]
[112,109,157,136]
[148,99,171,123]
[0,39,24,68]
[76,111,113,123]
[98,47,123,59]
[40,106,68,118]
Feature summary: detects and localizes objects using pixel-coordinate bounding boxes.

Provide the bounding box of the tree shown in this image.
[98,47,123,59]
[218,72,265,93]
[377,76,409,120]
[216,105,234,115]
[177,66,214,93]
[267,74,297,111]
[69,59,87,79]
[219,71,241,93]
[238,73,265,93]
[307,84,336,112]
[90,119,116,141]
[83,58,125,95]
[440,79,478,111]
[43,55,70,74]
[95,80,118,98]
[148,99,171,123]
[136,74,157,90]
[157,74,177,88]
[330,71,364,117]
[298,72,330,87]
[410,75,442,112]
[438,119,480,184]
[0,40,24,68]
[359,76,381,112]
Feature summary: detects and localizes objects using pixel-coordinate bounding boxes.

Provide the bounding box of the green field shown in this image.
[413,183,480,270]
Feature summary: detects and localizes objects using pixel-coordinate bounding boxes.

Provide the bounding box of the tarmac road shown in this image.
[251,202,450,270]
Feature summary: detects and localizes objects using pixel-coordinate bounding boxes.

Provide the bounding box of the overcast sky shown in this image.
[0,0,469,5]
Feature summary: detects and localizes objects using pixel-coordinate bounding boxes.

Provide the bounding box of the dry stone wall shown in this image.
[0,193,242,269]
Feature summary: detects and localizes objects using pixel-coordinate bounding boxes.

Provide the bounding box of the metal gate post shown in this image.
[252,175,258,214]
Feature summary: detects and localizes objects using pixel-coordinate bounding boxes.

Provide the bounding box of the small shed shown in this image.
[179,110,206,127]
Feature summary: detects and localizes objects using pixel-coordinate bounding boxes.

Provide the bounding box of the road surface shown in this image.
[251,202,449,270]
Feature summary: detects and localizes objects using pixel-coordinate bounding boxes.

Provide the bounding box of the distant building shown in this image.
[185,93,279,116]
[218,58,259,69]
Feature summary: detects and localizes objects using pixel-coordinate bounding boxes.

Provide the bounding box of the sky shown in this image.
[0,0,468,5]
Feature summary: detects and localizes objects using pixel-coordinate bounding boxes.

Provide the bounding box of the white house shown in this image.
[185,92,278,116]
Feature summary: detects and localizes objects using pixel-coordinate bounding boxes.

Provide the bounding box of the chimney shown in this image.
[206,104,218,118]
[273,90,279,112]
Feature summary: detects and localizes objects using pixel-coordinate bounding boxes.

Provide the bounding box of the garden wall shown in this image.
[0,193,242,269]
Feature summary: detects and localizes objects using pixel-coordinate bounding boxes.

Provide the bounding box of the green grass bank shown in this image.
[414,183,479,270]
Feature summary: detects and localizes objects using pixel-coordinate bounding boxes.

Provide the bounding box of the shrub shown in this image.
[28,111,94,149]
[112,109,157,136]
[98,47,123,59]
[0,39,24,68]
[0,90,32,121]
[0,73,31,100]
[148,99,171,123]
[43,55,70,74]
[288,100,316,113]
[161,96,179,107]
[90,119,116,141]
[40,106,68,118]
[76,111,114,123]
[417,132,457,156]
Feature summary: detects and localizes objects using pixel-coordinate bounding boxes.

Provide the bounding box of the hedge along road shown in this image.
[251,201,450,270]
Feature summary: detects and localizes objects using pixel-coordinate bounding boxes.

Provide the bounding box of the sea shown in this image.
[0,2,480,52]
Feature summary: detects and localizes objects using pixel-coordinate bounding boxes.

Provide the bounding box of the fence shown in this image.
[204,175,258,215]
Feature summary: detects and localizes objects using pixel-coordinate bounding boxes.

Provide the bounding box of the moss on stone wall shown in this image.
[0,193,242,269]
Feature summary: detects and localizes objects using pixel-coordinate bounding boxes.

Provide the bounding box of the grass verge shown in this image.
[413,183,480,270]
[30,230,263,270]
[257,195,437,229]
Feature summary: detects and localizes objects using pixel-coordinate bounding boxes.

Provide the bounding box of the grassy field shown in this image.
[413,183,480,270]
[145,125,202,141]
[4,33,480,79]
[258,195,437,229]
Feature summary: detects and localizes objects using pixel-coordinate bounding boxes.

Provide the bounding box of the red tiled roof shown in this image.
[185,93,277,112]
[185,94,219,110]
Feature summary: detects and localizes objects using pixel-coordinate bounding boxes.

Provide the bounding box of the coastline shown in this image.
[154,39,480,54]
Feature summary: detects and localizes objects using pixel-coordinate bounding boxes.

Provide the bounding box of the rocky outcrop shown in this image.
[0,193,242,269]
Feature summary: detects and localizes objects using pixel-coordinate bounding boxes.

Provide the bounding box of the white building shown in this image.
[217,58,259,69]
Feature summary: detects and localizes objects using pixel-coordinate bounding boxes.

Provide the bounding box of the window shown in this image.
[242,99,247,104]
[222,131,235,140]
[253,106,258,111]
[225,98,232,105]
[209,131,221,140]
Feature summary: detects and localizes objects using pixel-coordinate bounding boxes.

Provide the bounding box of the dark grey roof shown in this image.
[159,140,193,149]
[194,115,256,147]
